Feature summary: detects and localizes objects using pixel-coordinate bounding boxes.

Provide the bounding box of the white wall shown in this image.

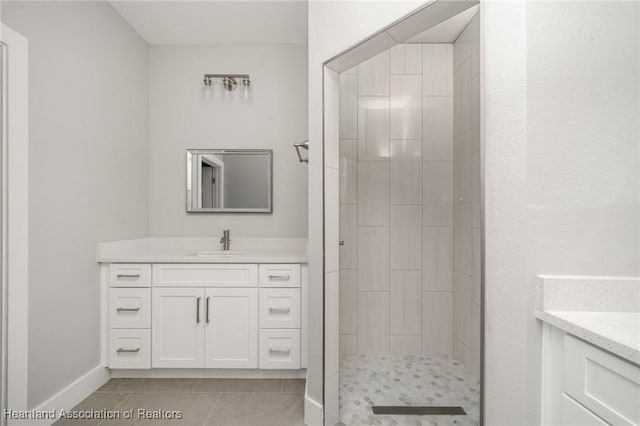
[338,43,456,358]
[308,2,426,423]
[1,1,149,408]
[452,12,480,379]
[148,44,308,238]
[484,1,639,424]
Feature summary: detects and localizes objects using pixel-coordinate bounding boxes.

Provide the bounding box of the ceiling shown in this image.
[405,4,479,43]
[109,1,308,45]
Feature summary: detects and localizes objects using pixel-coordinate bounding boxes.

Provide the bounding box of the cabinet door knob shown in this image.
[339,241,345,246]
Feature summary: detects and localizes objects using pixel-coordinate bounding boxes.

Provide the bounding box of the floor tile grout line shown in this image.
[96,392,132,426]
[201,393,222,426]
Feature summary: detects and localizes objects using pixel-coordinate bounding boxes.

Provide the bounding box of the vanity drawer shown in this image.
[259,329,300,370]
[109,288,151,329]
[109,264,151,287]
[109,329,151,369]
[152,264,258,287]
[564,334,640,425]
[259,264,300,287]
[259,288,300,329]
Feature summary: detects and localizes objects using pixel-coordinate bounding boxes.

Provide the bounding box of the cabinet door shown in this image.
[152,288,205,368]
[204,288,257,368]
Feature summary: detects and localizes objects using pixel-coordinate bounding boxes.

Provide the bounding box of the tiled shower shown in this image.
[338,11,481,426]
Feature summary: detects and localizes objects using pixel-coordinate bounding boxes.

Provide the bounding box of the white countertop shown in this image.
[536,310,639,365]
[536,275,640,366]
[96,237,308,264]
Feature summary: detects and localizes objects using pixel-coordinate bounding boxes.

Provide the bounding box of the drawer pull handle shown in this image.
[116,348,140,353]
[116,307,140,312]
[206,297,210,323]
[269,347,291,354]
[268,274,290,281]
[196,297,201,323]
[268,306,291,313]
[116,274,141,279]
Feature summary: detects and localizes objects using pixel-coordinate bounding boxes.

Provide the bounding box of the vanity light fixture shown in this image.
[203,74,251,92]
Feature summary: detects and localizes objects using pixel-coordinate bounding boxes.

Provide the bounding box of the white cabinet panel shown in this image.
[259,329,301,370]
[260,288,301,329]
[109,288,150,329]
[258,264,300,288]
[205,288,258,369]
[152,264,257,287]
[109,329,151,369]
[561,394,608,426]
[564,334,640,425]
[109,264,151,287]
[152,288,205,368]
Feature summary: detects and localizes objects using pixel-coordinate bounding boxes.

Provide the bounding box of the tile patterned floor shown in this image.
[340,355,480,426]
[53,378,305,426]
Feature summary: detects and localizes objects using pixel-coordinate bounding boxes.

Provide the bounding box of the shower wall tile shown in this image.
[340,334,358,356]
[339,139,358,204]
[454,59,472,137]
[470,14,480,78]
[358,291,390,354]
[453,271,472,348]
[453,21,471,72]
[390,205,422,270]
[472,228,481,305]
[471,74,481,152]
[339,204,358,269]
[357,227,389,291]
[423,96,454,161]
[358,50,389,96]
[357,162,389,226]
[453,203,472,275]
[423,227,453,292]
[390,44,422,75]
[453,11,481,375]
[390,140,422,205]
[339,270,358,334]
[422,292,453,355]
[423,44,453,96]
[390,75,422,140]
[453,131,472,204]
[339,74,358,139]
[471,302,481,379]
[338,42,457,358]
[358,97,390,161]
[423,162,453,226]
[390,335,422,355]
[473,150,481,227]
[390,270,422,335]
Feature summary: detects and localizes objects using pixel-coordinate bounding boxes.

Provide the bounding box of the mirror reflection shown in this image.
[186,149,272,212]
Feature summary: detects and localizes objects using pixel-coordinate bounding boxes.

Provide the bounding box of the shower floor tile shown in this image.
[340,355,479,426]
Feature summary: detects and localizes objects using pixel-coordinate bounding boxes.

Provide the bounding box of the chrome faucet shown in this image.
[220,229,231,251]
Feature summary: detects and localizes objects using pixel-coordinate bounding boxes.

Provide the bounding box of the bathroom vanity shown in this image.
[97,238,308,378]
[537,276,640,425]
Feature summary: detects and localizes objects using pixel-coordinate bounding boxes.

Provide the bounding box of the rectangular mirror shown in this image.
[186,149,272,213]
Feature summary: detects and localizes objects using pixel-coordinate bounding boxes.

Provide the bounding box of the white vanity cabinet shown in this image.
[542,325,640,426]
[103,262,306,375]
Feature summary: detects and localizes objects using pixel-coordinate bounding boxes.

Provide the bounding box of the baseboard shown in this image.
[110,368,306,379]
[8,365,110,426]
[304,379,323,426]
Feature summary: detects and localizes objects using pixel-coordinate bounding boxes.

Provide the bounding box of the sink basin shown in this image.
[186,250,245,257]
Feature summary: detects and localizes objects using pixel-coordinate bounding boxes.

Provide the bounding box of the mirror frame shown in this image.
[186,148,273,213]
